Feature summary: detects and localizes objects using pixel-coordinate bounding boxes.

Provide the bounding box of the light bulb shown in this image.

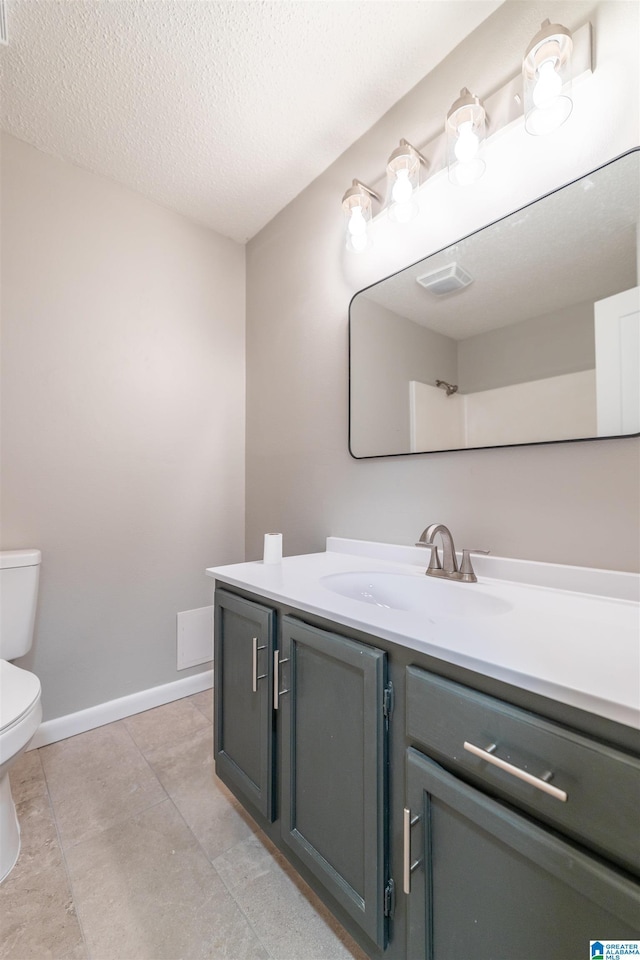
[348,206,367,237]
[391,169,414,204]
[533,58,562,108]
[454,121,479,163]
[349,232,368,252]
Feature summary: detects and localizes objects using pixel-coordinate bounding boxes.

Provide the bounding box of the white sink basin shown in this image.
[320,571,513,618]
[208,538,640,728]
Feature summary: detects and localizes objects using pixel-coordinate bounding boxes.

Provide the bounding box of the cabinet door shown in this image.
[214,590,276,821]
[280,616,389,949]
[405,747,640,960]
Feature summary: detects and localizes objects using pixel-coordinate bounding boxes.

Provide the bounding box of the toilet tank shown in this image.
[0,550,41,661]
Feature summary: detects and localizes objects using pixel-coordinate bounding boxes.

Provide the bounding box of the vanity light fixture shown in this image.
[339,22,591,250]
[341,179,381,251]
[523,19,573,136]
[446,88,486,186]
[386,139,428,223]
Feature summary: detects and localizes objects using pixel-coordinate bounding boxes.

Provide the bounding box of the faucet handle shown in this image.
[459,548,490,583]
[414,541,442,567]
[427,546,442,573]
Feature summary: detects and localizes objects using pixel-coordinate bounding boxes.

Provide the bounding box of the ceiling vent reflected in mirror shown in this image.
[416,263,474,296]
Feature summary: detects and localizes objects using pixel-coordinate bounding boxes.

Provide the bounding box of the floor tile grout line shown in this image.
[186,688,280,958]
[163,796,277,958]
[59,696,272,959]
[178,693,360,960]
[121,701,211,761]
[36,744,91,960]
[205,835,277,960]
[202,802,365,960]
[117,713,174,803]
[187,687,279,957]
[44,718,175,852]
[188,689,214,723]
[134,708,277,959]
[36,708,195,960]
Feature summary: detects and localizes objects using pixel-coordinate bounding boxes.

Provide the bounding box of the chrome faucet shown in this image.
[416,523,489,583]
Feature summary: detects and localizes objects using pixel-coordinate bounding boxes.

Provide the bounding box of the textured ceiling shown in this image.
[0,0,503,243]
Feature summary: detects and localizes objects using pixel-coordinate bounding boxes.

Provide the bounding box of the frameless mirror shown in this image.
[349,150,640,458]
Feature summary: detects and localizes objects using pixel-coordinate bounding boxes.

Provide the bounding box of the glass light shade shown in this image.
[446,89,486,186]
[386,140,423,223]
[342,182,374,252]
[523,21,573,135]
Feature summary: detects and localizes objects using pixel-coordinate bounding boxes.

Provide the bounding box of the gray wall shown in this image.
[246,0,640,572]
[1,135,246,720]
[2,1,638,727]
[458,301,596,394]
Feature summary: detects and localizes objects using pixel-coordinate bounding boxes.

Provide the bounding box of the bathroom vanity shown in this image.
[206,539,640,960]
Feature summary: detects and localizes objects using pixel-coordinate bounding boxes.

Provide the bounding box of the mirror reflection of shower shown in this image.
[348,151,640,457]
[436,379,458,396]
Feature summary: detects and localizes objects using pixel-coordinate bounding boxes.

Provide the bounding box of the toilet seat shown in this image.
[0,661,42,764]
[0,661,41,733]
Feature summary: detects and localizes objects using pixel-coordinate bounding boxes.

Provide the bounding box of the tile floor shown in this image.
[0,690,369,960]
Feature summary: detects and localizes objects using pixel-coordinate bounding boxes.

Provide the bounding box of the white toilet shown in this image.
[0,549,42,883]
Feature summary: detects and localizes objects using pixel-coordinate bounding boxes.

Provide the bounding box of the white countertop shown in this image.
[206,538,640,731]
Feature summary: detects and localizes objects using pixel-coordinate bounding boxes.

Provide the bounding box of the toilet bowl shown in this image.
[0,660,42,881]
[0,549,42,883]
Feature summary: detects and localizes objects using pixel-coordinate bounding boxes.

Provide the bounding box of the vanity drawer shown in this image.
[406,666,640,877]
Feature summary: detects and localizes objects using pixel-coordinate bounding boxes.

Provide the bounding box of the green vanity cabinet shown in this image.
[404,668,640,960]
[213,584,640,960]
[214,590,276,821]
[405,748,640,960]
[213,590,392,952]
[279,616,390,949]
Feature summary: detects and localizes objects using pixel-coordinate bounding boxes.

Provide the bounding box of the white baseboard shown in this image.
[29,669,213,749]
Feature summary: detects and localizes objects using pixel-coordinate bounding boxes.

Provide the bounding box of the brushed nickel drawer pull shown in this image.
[403,807,422,895]
[251,637,267,693]
[273,651,290,710]
[463,741,568,802]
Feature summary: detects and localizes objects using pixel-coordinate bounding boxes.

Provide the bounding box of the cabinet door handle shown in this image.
[403,807,421,895]
[273,650,290,710]
[463,741,568,802]
[251,637,267,693]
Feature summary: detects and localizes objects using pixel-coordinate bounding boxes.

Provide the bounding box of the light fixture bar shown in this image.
[342,179,382,204]
[481,20,590,139]
[387,139,428,170]
[352,21,592,226]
